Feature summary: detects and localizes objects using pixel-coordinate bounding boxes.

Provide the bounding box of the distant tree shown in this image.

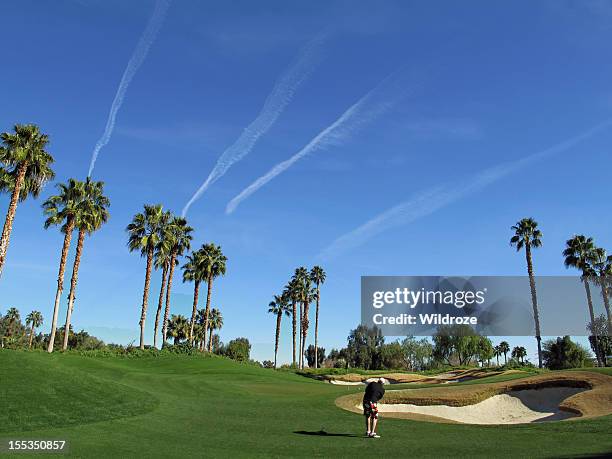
[432,325,480,366]
[207,308,223,352]
[498,341,510,365]
[182,247,206,345]
[379,342,405,369]
[542,336,592,370]
[25,311,43,349]
[591,247,612,330]
[401,336,433,371]
[167,314,189,345]
[127,204,166,349]
[198,243,227,351]
[225,337,250,362]
[305,344,326,368]
[493,345,502,366]
[262,360,275,369]
[268,293,291,368]
[0,124,55,277]
[476,337,494,367]
[510,217,543,368]
[563,235,601,366]
[310,266,326,369]
[511,346,527,364]
[346,325,384,370]
[587,315,611,367]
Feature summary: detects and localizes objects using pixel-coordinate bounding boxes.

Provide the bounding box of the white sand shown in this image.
[374,387,586,424]
[329,380,364,385]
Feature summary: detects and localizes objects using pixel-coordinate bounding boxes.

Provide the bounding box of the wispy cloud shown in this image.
[225,71,413,215]
[181,32,327,217]
[403,117,484,140]
[317,118,612,261]
[87,0,172,177]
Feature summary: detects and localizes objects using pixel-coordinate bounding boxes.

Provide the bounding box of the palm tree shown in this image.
[161,216,193,346]
[192,322,205,350]
[167,314,189,345]
[564,235,601,366]
[591,247,612,330]
[498,341,510,365]
[208,308,223,352]
[25,311,43,349]
[310,266,326,369]
[493,345,501,366]
[512,346,527,364]
[152,211,173,349]
[43,179,86,353]
[293,267,313,369]
[183,248,206,344]
[286,278,300,367]
[62,179,110,351]
[198,243,227,349]
[0,124,55,277]
[510,217,543,368]
[268,294,290,369]
[127,204,166,349]
[4,307,20,339]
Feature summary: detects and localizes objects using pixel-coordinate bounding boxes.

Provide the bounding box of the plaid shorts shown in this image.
[363,401,379,419]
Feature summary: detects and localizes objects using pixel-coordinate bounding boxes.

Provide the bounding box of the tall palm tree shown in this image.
[310,266,326,369]
[62,179,110,351]
[268,294,290,369]
[591,247,612,330]
[167,314,189,345]
[285,278,300,367]
[293,266,313,369]
[510,217,543,368]
[43,179,86,353]
[192,322,205,350]
[152,211,173,349]
[161,216,193,346]
[208,308,223,352]
[0,124,55,277]
[127,204,166,350]
[183,248,206,344]
[25,311,43,349]
[199,243,227,349]
[564,235,601,365]
[493,345,501,366]
[498,341,510,365]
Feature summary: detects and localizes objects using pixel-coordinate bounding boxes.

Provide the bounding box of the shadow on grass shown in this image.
[294,430,363,438]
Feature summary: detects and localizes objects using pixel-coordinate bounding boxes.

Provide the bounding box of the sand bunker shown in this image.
[335,371,612,424]
[376,387,586,424]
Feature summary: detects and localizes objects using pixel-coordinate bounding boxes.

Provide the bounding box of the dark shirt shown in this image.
[363,381,385,403]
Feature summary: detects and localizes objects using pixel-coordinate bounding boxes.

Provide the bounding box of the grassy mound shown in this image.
[0,351,158,432]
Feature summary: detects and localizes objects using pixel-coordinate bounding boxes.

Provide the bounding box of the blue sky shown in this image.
[2,0,612,363]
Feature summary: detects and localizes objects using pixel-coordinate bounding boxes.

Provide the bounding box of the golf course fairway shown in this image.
[2,350,611,458]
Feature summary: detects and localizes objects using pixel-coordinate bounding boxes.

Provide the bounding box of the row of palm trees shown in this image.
[126,204,227,350]
[1,307,43,348]
[166,308,223,349]
[511,217,612,368]
[268,266,326,369]
[0,124,111,353]
[492,341,526,365]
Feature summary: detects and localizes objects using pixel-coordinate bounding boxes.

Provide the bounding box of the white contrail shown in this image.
[88,0,171,177]
[317,118,612,261]
[181,33,327,217]
[225,72,408,215]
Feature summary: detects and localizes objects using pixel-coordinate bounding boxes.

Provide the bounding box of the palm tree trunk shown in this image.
[0,162,27,278]
[292,301,297,367]
[203,275,213,350]
[274,310,282,369]
[162,252,177,346]
[314,286,320,369]
[47,217,75,353]
[208,326,214,352]
[28,324,34,349]
[62,228,86,351]
[188,280,201,344]
[525,244,543,368]
[298,302,303,369]
[139,246,154,350]
[302,301,310,369]
[583,278,602,366]
[153,262,168,349]
[599,275,612,331]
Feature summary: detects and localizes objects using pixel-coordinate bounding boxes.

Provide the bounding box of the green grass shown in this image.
[1,350,611,458]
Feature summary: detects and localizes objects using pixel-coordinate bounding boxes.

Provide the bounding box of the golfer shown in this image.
[363,378,385,438]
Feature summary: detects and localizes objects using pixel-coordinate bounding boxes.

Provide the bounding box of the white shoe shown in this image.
[369,433,380,438]
[365,431,371,437]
